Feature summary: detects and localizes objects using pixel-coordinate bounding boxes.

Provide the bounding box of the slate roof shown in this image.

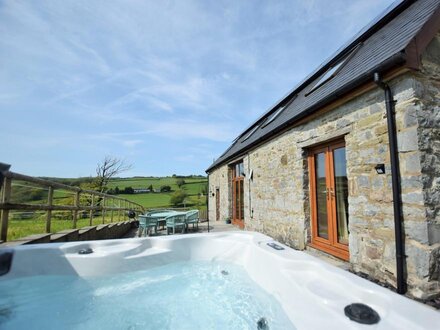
[206,0,440,173]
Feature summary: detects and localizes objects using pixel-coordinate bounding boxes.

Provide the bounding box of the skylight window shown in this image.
[306,43,362,96]
[313,61,344,88]
[306,61,345,96]
[261,105,285,128]
[241,125,260,142]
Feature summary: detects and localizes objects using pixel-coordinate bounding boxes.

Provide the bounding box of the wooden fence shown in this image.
[0,166,145,242]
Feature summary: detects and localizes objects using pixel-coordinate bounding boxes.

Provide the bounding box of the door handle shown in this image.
[321,187,334,199]
[329,187,335,198]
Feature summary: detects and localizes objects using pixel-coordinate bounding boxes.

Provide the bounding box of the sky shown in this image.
[0,0,396,178]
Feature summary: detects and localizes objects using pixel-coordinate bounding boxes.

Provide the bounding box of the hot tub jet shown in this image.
[344,303,380,324]
[78,248,93,255]
[257,317,269,330]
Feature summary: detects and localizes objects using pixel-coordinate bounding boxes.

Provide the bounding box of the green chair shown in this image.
[138,215,158,237]
[166,214,186,235]
[185,210,199,232]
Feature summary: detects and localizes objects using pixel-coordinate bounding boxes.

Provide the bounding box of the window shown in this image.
[306,43,362,96]
[242,125,260,142]
[261,106,285,127]
[312,61,344,89]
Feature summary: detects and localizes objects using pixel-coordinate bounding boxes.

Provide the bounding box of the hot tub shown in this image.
[0,231,439,329]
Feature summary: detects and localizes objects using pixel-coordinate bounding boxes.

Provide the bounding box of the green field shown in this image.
[6,176,208,241]
[108,176,207,209]
[8,211,130,241]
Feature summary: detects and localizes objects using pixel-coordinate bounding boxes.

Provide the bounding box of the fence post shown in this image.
[0,177,12,242]
[89,194,94,226]
[110,199,114,223]
[46,186,53,233]
[102,197,106,224]
[73,191,80,229]
[118,200,121,221]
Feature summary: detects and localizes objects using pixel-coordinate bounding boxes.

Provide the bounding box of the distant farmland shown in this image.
[7,175,207,241]
[107,176,207,209]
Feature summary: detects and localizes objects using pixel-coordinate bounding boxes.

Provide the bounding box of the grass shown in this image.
[8,213,126,241]
[117,193,174,208]
[107,177,204,190]
[109,176,207,210]
[118,192,207,209]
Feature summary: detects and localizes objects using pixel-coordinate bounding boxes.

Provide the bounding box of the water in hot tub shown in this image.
[0,261,295,329]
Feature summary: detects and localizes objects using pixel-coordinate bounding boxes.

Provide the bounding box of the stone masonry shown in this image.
[208,35,440,300]
[208,165,231,222]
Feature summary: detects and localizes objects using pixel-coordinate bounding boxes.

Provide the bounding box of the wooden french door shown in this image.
[309,140,349,260]
[232,161,244,228]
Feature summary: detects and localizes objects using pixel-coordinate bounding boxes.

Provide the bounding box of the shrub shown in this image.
[176,178,186,188]
[160,185,171,192]
[170,190,188,206]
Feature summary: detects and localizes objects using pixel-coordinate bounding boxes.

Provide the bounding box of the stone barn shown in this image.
[206,0,440,300]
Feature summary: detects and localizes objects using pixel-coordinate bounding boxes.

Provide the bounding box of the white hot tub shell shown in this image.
[1,231,439,329]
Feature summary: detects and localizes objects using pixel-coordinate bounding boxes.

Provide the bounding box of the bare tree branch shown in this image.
[95,156,132,193]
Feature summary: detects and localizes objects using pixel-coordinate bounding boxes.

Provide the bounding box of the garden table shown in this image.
[147,210,187,229]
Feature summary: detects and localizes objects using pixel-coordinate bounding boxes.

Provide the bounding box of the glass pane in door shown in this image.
[315,152,328,239]
[235,181,239,219]
[333,147,349,245]
[239,180,244,220]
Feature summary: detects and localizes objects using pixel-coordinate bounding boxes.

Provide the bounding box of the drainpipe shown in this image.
[247,154,252,219]
[206,175,210,233]
[373,72,406,294]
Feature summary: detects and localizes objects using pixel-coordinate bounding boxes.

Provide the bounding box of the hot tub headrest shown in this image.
[0,249,13,276]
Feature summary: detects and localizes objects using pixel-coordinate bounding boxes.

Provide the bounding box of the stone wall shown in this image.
[412,33,440,298]
[208,165,231,222]
[242,132,308,249]
[208,35,440,299]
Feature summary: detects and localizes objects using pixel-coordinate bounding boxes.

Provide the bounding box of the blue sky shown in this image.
[0,0,395,177]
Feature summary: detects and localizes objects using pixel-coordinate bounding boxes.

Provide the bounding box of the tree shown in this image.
[176,178,186,188]
[200,184,207,195]
[147,184,153,191]
[123,186,134,194]
[80,156,131,207]
[94,156,132,193]
[170,190,188,206]
[160,185,171,192]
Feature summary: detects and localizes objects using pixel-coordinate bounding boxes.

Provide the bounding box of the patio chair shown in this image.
[138,215,158,237]
[166,214,186,235]
[185,210,199,232]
